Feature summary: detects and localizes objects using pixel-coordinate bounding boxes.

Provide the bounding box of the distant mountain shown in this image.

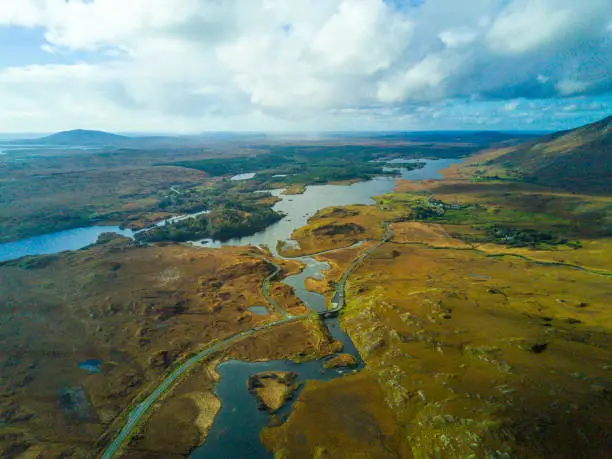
[32,129,131,146]
[481,115,612,193]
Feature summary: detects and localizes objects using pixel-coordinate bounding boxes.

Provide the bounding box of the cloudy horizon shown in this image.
[1,0,611,133]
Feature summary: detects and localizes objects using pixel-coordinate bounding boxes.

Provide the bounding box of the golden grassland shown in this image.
[261,372,400,459]
[281,183,307,195]
[342,241,610,457]
[4,157,612,457]
[122,361,221,459]
[247,372,299,413]
[304,241,377,302]
[390,221,470,248]
[283,205,385,256]
[262,176,612,458]
[0,237,335,457]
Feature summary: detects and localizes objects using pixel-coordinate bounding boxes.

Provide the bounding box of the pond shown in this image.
[247,306,270,315]
[78,359,102,374]
[230,172,256,181]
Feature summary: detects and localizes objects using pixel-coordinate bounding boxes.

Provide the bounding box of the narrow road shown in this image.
[254,255,291,318]
[100,252,300,458]
[99,315,308,459]
[100,226,394,458]
[281,240,365,258]
[330,222,392,311]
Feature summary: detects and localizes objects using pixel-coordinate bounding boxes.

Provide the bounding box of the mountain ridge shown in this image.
[478,114,612,193]
[34,129,131,146]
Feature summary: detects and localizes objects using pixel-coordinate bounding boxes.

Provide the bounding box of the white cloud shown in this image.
[0,0,610,131]
[439,28,478,49]
[557,80,590,96]
[503,100,520,111]
[377,55,450,103]
[487,0,573,54]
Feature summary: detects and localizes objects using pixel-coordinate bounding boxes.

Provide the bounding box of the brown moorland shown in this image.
[0,235,329,457]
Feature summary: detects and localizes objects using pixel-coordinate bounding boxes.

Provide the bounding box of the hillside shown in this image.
[475,115,612,192]
[32,129,130,146]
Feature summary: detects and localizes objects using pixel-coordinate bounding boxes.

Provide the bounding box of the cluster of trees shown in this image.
[484,225,566,248]
[408,201,446,220]
[169,144,426,187]
[170,154,290,177]
[137,205,283,243]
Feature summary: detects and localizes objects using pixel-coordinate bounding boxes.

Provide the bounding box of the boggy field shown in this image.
[0,235,338,457]
[263,178,612,458]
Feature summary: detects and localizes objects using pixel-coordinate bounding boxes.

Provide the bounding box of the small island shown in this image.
[247,371,300,413]
[323,353,359,369]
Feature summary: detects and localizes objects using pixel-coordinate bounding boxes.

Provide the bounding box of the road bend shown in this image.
[100,223,393,458]
[99,314,309,459]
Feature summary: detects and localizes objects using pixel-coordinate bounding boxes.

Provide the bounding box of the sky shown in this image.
[0,0,611,133]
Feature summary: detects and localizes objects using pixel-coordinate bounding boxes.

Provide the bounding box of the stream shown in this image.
[190,159,459,458]
[0,158,459,457]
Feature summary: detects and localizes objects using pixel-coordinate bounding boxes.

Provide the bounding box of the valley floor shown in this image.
[263,174,612,458]
[2,162,612,458]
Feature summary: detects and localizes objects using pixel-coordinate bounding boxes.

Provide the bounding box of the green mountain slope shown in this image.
[485,115,612,192]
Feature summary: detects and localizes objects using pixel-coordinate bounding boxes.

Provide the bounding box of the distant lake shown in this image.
[385,157,457,180]
[0,226,135,262]
[195,158,460,253]
[0,158,460,262]
[230,172,256,181]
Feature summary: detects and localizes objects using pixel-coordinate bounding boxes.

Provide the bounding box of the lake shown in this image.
[230,172,256,181]
[0,156,459,458]
[0,158,458,262]
[0,226,135,263]
[193,158,458,253]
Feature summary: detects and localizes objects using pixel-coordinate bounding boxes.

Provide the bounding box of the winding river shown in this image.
[190,159,458,458]
[0,158,459,458]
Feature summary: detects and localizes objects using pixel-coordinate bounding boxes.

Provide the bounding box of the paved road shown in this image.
[330,222,392,312]
[100,225,394,458]
[100,253,298,458]
[99,314,308,459]
[251,255,290,318]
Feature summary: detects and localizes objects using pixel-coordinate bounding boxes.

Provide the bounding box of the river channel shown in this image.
[189,158,458,458]
[0,158,458,457]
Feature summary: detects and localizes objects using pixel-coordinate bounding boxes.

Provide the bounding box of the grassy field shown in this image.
[262,175,612,458]
[0,237,339,457]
